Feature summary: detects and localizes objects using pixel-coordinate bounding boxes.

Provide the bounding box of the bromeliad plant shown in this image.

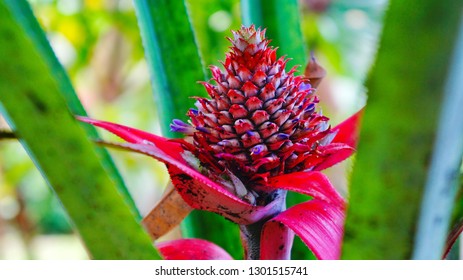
[79,26,360,260]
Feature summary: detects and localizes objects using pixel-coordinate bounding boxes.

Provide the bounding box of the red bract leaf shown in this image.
[168,164,284,224]
[443,220,463,259]
[157,238,233,260]
[262,200,345,260]
[312,109,363,171]
[259,221,294,260]
[77,116,185,161]
[313,143,355,172]
[331,108,363,148]
[96,141,280,225]
[267,171,345,205]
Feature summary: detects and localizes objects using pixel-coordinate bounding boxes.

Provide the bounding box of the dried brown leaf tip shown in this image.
[142,183,193,240]
[304,53,326,89]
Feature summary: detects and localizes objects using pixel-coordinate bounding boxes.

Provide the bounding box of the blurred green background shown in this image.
[0,0,384,259]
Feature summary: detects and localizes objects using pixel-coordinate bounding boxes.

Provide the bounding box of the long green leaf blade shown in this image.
[0,0,159,259]
[342,0,463,259]
[133,0,242,259]
[413,15,463,259]
[133,0,206,138]
[6,0,139,218]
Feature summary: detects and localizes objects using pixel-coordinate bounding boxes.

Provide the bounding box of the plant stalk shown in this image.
[239,190,288,260]
[240,219,268,260]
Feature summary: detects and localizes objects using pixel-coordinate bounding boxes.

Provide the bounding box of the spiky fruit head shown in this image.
[172,25,334,185]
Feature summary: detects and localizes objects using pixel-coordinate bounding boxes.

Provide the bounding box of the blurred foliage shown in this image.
[0,0,163,259]
[301,0,385,81]
[133,0,206,136]
[0,0,159,259]
[187,0,242,70]
[342,0,463,259]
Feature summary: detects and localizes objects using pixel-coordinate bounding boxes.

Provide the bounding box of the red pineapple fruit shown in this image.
[172,26,337,194]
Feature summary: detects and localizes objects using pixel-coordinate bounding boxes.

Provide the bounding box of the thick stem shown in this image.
[239,190,287,260]
[240,219,267,260]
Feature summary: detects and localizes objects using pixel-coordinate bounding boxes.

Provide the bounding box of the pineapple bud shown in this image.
[171,25,335,185]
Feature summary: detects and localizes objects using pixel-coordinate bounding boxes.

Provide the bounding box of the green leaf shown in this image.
[413,16,463,259]
[342,0,463,259]
[0,0,159,259]
[8,0,139,219]
[133,0,206,138]
[241,0,307,69]
[133,0,242,259]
